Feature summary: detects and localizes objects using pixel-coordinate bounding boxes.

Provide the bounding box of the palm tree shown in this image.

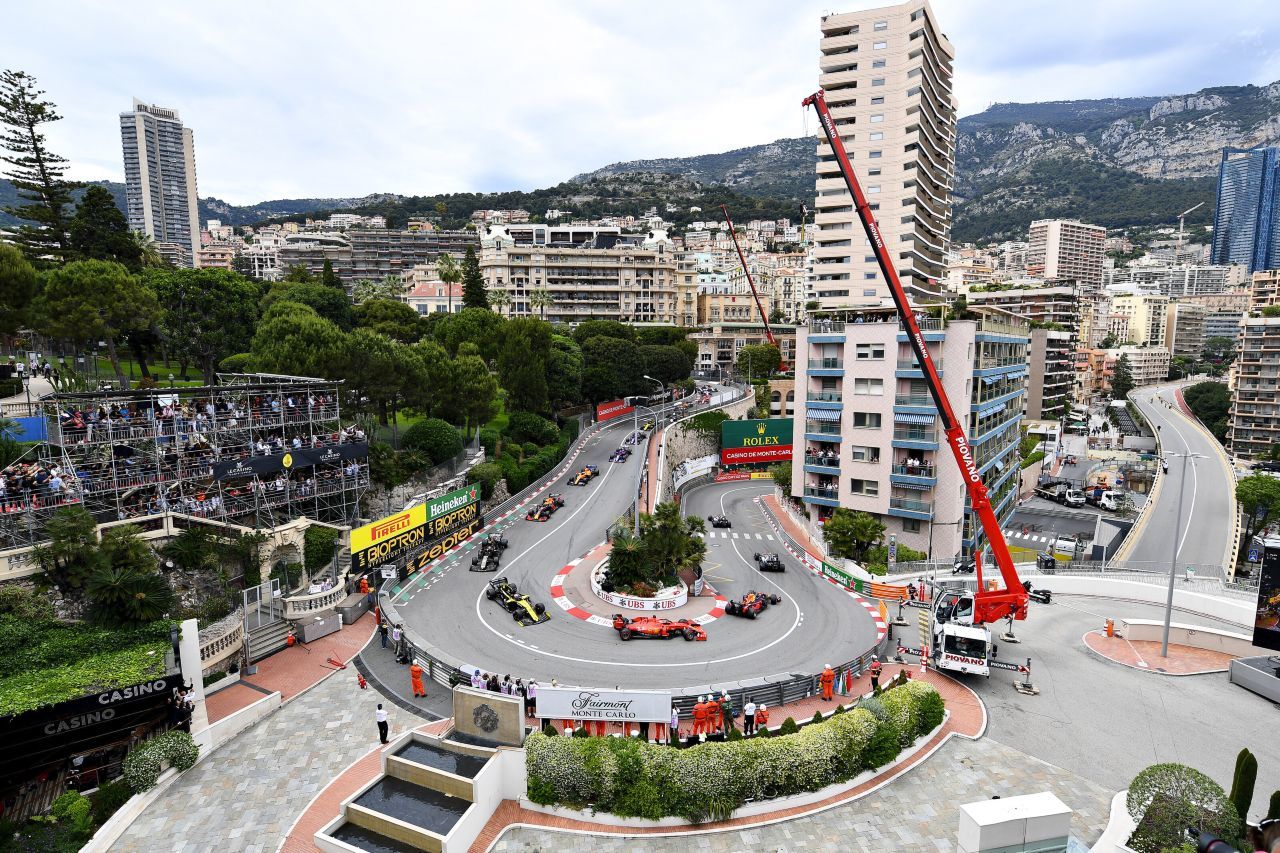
[86,566,175,627]
[127,230,166,268]
[488,286,512,316]
[0,416,25,468]
[529,287,554,321]
[437,254,462,315]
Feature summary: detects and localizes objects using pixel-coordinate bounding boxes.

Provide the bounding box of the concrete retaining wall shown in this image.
[1119,618,1271,657]
[1030,575,1253,627]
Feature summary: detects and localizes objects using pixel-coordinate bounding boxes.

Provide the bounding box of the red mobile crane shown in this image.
[720,204,786,372]
[803,91,1028,648]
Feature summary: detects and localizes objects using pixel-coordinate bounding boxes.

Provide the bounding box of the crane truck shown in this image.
[803,90,1031,678]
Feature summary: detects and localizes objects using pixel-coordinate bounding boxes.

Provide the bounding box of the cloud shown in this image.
[3,0,1278,204]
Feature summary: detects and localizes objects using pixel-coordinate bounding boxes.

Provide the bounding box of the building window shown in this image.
[855,343,885,360]
[870,132,883,140]
[850,478,880,496]
[873,20,888,30]
[852,411,882,429]
[870,150,882,158]
[870,114,884,123]
[863,288,877,296]
[850,445,881,463]
[868,168,882,176]
[854,378,884,395]
[873,41,887,49]
[902,519,921,533]
[864,272,878,279]
[872,77,886,86]
[867,185,881,193]
[871,97,885,105]
[873,59,886,68]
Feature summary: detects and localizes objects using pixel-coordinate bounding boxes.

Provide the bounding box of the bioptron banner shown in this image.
[720,418,794,465]
[352,483,481,573]
[596,399,635,422]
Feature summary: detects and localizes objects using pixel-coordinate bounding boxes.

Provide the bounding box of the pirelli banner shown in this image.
[352,483,482,574]
[720,418,793,465]
[212,442,368,481]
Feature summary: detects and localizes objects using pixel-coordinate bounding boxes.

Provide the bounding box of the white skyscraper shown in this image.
[119,100,200,267]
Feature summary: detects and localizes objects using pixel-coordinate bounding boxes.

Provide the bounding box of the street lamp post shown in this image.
[643,375,665,425]
[1160,450,1204,657]
[168,372,175,389]
[630,400,659,536]
[21,375,30,414]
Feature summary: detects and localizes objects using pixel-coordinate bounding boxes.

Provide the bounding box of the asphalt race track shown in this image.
[392,420,877,690]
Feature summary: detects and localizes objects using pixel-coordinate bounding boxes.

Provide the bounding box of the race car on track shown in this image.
[526,493,565,521]
[725,590,781,618]
[641,420,655,431]
[624,431,643,446]
[470,539,505,572]
[612,614,706,641]
[486,577,551,625]
[610,447,631,463]
[568,465,600,486]
[753,552,783,572]
[708,515,732,528]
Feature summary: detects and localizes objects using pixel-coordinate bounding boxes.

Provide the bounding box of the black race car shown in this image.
[753,552,783,572]
[610,447,631,463]
[725,590,782,618]
[486,577,551,625]
[708,515,732,528]
[470,539,504,572]
[624,431,644,446]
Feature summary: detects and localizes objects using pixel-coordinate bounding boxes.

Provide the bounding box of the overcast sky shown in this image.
[6,1,1279,204]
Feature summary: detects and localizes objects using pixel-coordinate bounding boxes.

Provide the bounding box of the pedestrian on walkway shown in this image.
[820,664,835,701]
[379,620,389,648]
[525,679,537,716]
[743,699,756,735]
[471,669,483,690]
[669,707,680,744]
[409,660,426,698]
[375,703,389,744]
[755,704,769,731]
[869,655,882,694]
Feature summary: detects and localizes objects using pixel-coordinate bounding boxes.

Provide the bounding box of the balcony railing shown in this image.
[892,463,935,477]
[895,394,933,406]
[804,454,842,468]
[804,486,840,500]
[806,422,842,435]
[978,355,1026,368]
[896,358,943,370]
[893,428,937,442]
[807,392,843,403]
[890,496,933,514]
[808,358,844,369]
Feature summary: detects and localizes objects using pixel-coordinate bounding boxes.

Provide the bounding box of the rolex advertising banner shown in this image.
[212,442,368,481]
[720,418,793,465]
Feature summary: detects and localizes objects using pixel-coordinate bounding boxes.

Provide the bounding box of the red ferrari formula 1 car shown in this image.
[612,614,707,642]
[724,590,781,619]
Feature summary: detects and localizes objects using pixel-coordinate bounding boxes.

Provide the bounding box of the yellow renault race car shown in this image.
[485,577,552,626]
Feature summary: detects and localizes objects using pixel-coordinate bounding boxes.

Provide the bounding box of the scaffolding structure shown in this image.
[1,374,368,548]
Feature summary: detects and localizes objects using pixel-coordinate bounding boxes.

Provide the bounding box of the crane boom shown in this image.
[720,204,779,354]
[803,90,1027,625]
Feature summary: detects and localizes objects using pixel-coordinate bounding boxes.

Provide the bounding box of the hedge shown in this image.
[122,731,200,792]
[303,525,340,576]
[526,681,943,821]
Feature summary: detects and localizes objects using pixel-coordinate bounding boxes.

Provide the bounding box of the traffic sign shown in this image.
[1248,549,1260,563]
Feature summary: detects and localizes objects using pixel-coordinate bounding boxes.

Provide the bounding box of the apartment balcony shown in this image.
[894,393,934,407]
[806,391,844,404]
[890,462,937,487]
[888,496,934,520]
[805,422,843,441]
[803,453,842,476]
[808,358,844,376]
[891,428,939,450]
[803,486,842,508]
[896,357,944,378]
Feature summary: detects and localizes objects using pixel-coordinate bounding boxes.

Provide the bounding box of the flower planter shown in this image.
[591,559,688,611]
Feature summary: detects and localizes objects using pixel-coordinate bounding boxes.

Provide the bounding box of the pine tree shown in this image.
[1110,354,1135,400]
[461,245,488,309]
[69,186,142,268]
[0,69,79,263]
[321,258,342,289]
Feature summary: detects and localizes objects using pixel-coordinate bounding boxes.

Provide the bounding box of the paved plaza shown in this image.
[491,736,1114,852]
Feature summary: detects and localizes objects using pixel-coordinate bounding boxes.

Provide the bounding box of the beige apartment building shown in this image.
[1164,301,1208,359]
[965,283,1080,329]
[1027,220,1106,292]
[480,239,679,324]
[1110,293,1169,348]
[1228,316,1280,460]
[1106,346,1170,387]
[1251,269,1280,310]
[812,0,956,309]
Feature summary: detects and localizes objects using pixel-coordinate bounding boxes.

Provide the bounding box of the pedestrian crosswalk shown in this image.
[704,531,773,540]
[1002,528,1060,545]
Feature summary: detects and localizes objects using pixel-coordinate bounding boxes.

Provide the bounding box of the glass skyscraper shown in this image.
[1211,146,1280,273]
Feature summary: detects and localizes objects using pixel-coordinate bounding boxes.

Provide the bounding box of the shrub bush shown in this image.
[479,428,501,456]
[401,418,464,464]
[1126,763,1242,853]
[526,685,941,821]
[90,780,134,826]
[50,791,93,837]
[506,411,560,446]
[778,717,799,735]
[467,461,504,499]
[122,731,200,792]
[879,683,921,746]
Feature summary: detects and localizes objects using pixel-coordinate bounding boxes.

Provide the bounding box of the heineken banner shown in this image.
[720,418,793,465]
[212,442,367,481]
[424,483,482,539]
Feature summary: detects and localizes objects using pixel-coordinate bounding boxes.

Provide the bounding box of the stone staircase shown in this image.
[247,610,293,663]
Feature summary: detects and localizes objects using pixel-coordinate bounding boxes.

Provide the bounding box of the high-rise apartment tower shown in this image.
[119,100,200,266]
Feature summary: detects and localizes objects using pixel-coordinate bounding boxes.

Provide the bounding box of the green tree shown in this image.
[0,70,78,263]
[31,506,102,591]
[488,284,511,315]
[547,335,584,408]
[0,241,38,335]
[735,343,781,381]
[320,258,341,289]
[34,260,161,389]
[353,297,424,343]
[1182,381,1231,442]
[769,461,792,494]
[437,253,462,315]
[461,245,488,309]
[261,281,353,330]
[282,264,316,284]
[572,319,634,345]
[338,329,425,425]
[351,275,405,304]
[1099,332,1119,349]
[1229,748,1258,823]
[0,417,25,469]
[453,354,500,432]
[1238,474,1280,543]
[1127,763,1242,853]
[433,305,504,360]
[528,286,553,320]
[68,185,141,268]
[823,508,885,561]
[498,317,551,413]
[639,344,693,385]
[581,335,644,403]
[145,267,262,382]
[607,502,706,591]
[250,303,349,379]
[86,566,175,628]
[1110,354,1135,400]
[1202,336,1237,365]
[401,418,463,464]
